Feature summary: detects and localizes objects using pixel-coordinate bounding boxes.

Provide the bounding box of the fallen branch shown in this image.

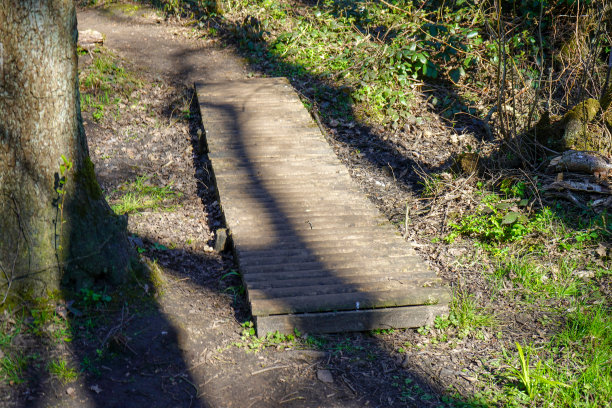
[543,180,611,195]
[548,150,612,178]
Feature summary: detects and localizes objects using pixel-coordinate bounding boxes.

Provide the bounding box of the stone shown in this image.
[214,228,229,252]
[317,369,334,383]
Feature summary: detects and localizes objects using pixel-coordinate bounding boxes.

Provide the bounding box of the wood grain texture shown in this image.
[196,78,449,336]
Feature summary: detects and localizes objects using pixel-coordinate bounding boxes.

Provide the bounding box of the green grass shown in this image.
[441,181,611,406]
[110,175,182,215]
[47,359,79,384]
[434,293,497,340]
[79,49,141,122]
[0,354,27,385]
[497,306,611,407]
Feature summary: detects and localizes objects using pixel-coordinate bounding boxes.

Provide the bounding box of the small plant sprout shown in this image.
[55,155,73,252]
[507,343,569,399]
[48,359,78,383]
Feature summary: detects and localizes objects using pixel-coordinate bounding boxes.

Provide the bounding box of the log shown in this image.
[549,150,612,178]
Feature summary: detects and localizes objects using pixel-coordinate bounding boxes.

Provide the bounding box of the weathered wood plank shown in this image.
[250,287,450,316]
[245,269,441,290]
[237,257,425,274]
[255,304,449,336]
[235,242,416,259]
[247,277,444,299]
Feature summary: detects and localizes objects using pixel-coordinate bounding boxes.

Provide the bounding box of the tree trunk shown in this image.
[0,1,131,303]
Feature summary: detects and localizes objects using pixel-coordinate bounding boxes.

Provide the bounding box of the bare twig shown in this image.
[251,365,290,375]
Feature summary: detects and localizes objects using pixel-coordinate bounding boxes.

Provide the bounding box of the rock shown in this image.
[66,387,75,396]
[317,369,334,383]
[78,29,104,50]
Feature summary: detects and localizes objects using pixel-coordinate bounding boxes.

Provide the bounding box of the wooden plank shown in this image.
[251,287,450,316]
[235,242,416,259]
[235,244,416,261]
[247,277,444,299]
[255,304,449,336]
[245,274,441,290]
[238,257,425,274]
[238,252,419,270]
[241,265,432,284]
[230,229,407,247]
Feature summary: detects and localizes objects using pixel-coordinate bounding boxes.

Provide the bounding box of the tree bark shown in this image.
[0,0,130,302]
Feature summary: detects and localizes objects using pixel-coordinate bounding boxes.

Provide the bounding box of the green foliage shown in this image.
[506,342,569,400]
[434,293,496,339]
[0,354,26,385]
[79,288,112,307]
[230,321,299,351]
[446,197,549,244]
[219,270,245,303]
[550,305,612,405]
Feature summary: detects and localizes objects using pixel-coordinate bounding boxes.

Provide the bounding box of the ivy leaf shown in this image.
[449,68,461,83]
[502,211,520,225]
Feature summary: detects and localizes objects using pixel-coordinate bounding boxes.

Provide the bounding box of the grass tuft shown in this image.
[110,175,182,215]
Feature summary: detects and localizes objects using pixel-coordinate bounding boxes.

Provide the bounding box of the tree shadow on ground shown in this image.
[109,1,494,406]
[7,3,508,407]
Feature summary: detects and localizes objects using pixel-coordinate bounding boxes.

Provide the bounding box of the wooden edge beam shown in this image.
[254,304,449,337]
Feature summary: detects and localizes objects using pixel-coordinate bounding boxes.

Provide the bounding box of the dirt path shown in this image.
[78,6,247,83]
[40,5,459,408]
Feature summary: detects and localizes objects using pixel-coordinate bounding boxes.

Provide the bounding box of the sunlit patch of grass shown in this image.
[110,175,182,215]
[433,293,497,340]
[553,305,611,406]
[500,305,611,406]
[79,49,142,121]
[0,354,27,385]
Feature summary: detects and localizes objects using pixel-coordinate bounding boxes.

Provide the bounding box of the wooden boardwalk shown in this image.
[195,78,449,336]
